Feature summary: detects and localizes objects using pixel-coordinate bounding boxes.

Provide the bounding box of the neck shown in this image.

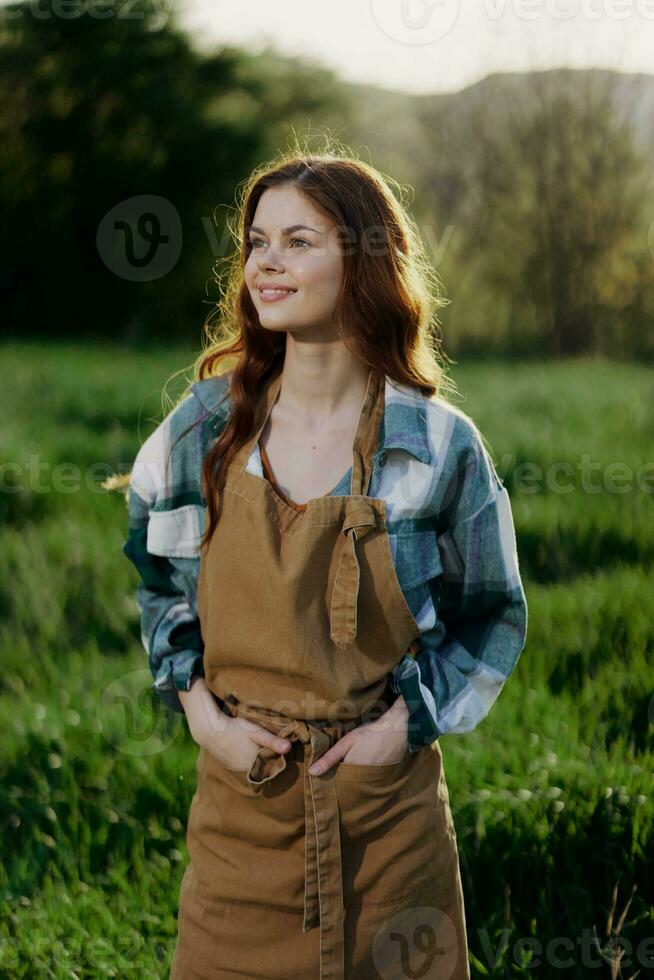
[274,340,373,428]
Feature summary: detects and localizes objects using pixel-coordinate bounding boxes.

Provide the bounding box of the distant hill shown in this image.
[347,67,654,181]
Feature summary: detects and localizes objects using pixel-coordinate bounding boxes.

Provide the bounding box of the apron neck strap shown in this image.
[349,368,384,496]
[233,369,284,472]
[234,366,385,497]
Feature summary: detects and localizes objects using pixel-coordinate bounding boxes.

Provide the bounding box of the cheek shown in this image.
[297,256,343,302]
[243,256,255,285]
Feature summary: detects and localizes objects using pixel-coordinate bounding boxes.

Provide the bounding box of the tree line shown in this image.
[1,0,652,359]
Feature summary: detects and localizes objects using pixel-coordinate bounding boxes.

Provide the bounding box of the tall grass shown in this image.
[1,342,652,978]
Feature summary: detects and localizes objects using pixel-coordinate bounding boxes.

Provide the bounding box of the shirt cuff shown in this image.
[391,654,441,752]
[152,653,205,713]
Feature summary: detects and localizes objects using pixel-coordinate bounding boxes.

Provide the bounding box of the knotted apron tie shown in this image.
[221,695,348,980]
[329,497,378,650]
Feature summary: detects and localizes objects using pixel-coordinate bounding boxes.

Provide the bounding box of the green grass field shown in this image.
[1,342,652,978]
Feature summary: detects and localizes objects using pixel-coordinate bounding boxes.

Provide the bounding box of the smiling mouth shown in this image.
[258,287,298,302]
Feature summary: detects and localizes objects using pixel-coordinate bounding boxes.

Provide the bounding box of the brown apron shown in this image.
[169,368,471,980]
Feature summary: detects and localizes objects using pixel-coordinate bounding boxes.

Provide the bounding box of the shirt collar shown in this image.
[190,375,231,420]
[190,373,433,465]
[379,376,433,465]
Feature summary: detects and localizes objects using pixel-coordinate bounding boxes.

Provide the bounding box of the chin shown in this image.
[257,318,294,333]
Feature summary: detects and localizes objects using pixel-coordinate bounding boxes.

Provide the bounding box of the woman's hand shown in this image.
[308,695,410,776]
[179,677,292,770]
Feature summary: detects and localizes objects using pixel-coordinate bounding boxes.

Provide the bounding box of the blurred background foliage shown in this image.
[1,0,654,357]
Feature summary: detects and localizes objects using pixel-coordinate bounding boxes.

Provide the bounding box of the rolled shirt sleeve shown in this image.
[392,424,529,751]
[122,421,205,714]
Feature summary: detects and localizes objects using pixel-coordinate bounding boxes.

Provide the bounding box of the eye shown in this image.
[248,237,311,249]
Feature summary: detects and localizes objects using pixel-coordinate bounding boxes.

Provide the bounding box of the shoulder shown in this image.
[188,370,233,420]
[385,376,497,474]
[130,374,232,507]
[421,391,505,518]
[382,376,504,524]
[429,394,499,473]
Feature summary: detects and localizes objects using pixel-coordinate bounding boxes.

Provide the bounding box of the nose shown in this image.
[256,244,285,272]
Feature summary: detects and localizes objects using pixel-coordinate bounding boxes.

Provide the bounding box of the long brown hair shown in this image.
[194,143,454,549]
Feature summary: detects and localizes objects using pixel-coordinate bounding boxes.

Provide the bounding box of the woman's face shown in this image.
[244,184,345,338]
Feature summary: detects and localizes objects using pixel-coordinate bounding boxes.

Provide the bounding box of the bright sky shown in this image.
[174,0,654,94]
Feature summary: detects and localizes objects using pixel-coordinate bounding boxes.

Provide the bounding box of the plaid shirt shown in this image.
[123,371,528,753]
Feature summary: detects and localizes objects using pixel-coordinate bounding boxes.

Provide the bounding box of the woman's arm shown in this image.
[122,403,294,768]
[123,449,206,714]
[391,424,529,750]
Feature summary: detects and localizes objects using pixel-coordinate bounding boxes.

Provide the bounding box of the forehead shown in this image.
[250,185,332,232]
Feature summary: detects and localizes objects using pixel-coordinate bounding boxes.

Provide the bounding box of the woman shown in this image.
[123,150,528,979]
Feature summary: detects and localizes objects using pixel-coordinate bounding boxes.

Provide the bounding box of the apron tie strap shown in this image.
[221,696,346,980]
[330,497,378,650]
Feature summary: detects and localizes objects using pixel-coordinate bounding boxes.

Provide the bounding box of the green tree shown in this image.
[407,70,654,359]
[0,0,350,341]
[459,71,653,357]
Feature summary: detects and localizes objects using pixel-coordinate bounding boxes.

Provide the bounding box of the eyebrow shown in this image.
[248,224,321,237]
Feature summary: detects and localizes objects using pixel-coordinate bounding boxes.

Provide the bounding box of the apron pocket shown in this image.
[190,747,309,915]
[203,745,256,774]
[335,750,410,780]
[335,748,453,908]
